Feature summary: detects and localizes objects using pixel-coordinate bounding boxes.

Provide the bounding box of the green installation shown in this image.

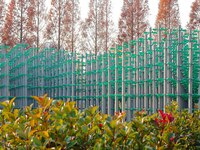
[0,27,200,120]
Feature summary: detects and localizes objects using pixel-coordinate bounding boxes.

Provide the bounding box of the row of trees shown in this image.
[0,0,199,53]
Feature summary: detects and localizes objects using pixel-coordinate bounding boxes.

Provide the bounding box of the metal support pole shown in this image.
[188,42,193,113]
[101,53,106,113]
[164,36,168,112]
[72,52,75,101]
[127,42,131,120]
[107,51,111,115]
[144,34,148,111]
[115,45,119,113]
[95,55,99,109]
[122,44,125,113]
[135,40,139,111]
[177,26,183,110]
[152,44,157,113]
[158,26,162,110]
[90,54,94,106]
[86,54,89,108]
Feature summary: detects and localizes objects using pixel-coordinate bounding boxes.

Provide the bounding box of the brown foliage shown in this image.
[44,0,80,51]
[155,0,180,29]
[187,0,200,30]
[80,0,115,54]
[2,0,15,46]
[118,0,149,44]
[2,0,41,47]
[0,0,6,42]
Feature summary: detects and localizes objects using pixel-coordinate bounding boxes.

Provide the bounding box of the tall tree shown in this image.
[118,0,149,44]
[24,0,36,46]
[63,0,80,52]
[2,0,16,46]
[2,0,36,47]
[80,0,115,54]
[26,0,47,49]
[24,0,46,49]
[0,0,6,43]
[155,0,180,29]
[44,0,80,51]
[188,0,200,30]
[100,0,115,52]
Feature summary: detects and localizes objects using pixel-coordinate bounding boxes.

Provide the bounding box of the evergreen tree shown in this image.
[118,0,149,44]
[188,0,200,30]
[155,0,180,29]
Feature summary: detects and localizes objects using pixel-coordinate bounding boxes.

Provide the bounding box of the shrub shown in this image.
[0,95,199,149]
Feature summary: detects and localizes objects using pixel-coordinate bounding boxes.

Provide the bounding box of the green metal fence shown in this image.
[0,27,200,120]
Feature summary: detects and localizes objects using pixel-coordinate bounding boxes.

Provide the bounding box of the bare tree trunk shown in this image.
[168,0,171,29]
[95,0,98,55]
[37,0,39,51]
[58,0,61,50]
[72,0,74,52]
[20,0,23,43]
[131,1,134,40]
[105,0,108,52]
[136,0,139,39]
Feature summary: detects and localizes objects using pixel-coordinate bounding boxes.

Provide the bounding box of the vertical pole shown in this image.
[115,45,119,113]
[122,44,125,113]
[188,41,193,113]
[86,54,89,108]
[63,52,66,100]
[72,52,75,101]
[127,42,131,120]
[167,30,172,103]
[198,31,200,110]
[152,44,157,113]
[80,54,84,110]
[102,53,106,113]
[148,28,153,114]
[90,54,94,106]
[107,51,111,115]
[158,25,162,110]
[164,36,168,112]
[96,55,99,109]
[177,26,183,110]
[135,40,139,111]
[144,34,148,111]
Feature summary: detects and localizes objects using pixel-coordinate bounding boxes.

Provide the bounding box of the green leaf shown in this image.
[82,125,88,133]
[0,101,9,108]
[114,137,122,144]
[144,145,155,150]
[105,127,113,137]
[32,137,42,147]
[89,126,98,134]
[110,120,117,128]
[67,140,77,148]
[91,106,98,115]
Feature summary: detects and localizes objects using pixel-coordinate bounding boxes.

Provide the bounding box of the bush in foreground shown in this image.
[0,95,200,149]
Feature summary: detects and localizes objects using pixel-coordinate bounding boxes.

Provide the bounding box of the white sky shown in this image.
[80,0,196,28]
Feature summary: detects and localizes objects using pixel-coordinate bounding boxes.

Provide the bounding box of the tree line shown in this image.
[0,0,199,53]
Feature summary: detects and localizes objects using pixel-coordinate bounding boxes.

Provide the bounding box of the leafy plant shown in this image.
[0,96,199,149]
